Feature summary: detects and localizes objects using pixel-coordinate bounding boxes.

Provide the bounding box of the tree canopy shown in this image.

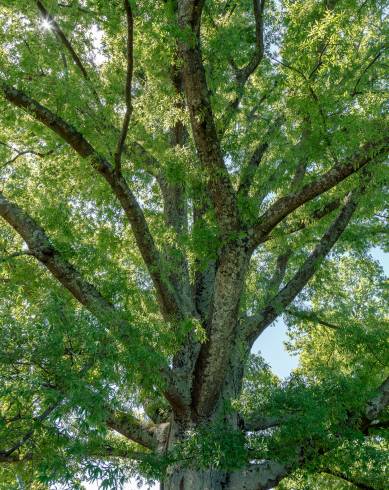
[0,1,388,489]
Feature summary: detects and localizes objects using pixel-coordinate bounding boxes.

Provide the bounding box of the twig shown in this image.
[114,0,134,175]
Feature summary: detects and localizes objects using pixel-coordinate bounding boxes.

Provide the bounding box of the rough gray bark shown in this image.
[162,461,287,490]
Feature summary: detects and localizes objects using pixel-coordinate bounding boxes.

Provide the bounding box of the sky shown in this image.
[77,247,388,490]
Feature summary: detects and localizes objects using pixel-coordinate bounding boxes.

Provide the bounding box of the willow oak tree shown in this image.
[0,0,388,488]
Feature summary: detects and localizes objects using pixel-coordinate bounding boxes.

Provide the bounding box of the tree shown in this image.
[0,0,388,488]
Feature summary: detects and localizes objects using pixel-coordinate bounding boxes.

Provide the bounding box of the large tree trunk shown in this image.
[163,468,230,490]
[161,343,248,490]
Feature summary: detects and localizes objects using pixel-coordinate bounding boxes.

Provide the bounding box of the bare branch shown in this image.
[114,0,134,174]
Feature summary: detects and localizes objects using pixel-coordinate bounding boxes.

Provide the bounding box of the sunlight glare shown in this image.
[41,18,52,31]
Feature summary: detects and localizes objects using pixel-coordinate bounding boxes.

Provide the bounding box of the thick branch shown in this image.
[321,469,376,490]
[248,139,388,249]
[245,189,362,343]
[192,243,249,417]
[192,198,216,321]
[0,190,189,404]
[0,191,115,316]
[83,444,148,461]
[361,376,389,430]
[177,0,240,235]
[107,411,157,450]
[0,82,182,319]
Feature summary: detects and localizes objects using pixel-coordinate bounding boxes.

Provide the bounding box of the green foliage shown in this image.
[0,0,387,488]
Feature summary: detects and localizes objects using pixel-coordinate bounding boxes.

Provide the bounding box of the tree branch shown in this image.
[244,189,362,343]
[114,0,134,174]
[0,140,55,169]
[321,469,376,490]
[0,402,59,459]
[286,307,340,330]
[271,197,341,240]
[106,410,157,450]
[248,138,388,250]
[0,190,187,411]
[361,376,389,431]
[177,0,240,236]
[238,143,268,199]
[242,415,284,432]
[351,48,384,97]
[0,250,34,262]
[0,191,142,352]
[0,81,183,320]
[241,375,389,489]
[235,0,266,85]
[220,0,266,135]
[35,1,94,86]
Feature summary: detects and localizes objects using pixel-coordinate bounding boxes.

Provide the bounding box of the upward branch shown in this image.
[177,0,240,236]
[221,0,266,134]
[236,0,266,84]
[0,81,182,320]
[35,0,100,105]
[245,188,364,343]
[0,192,113,314]
[114,0,134,174]
[248,138,388,250]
